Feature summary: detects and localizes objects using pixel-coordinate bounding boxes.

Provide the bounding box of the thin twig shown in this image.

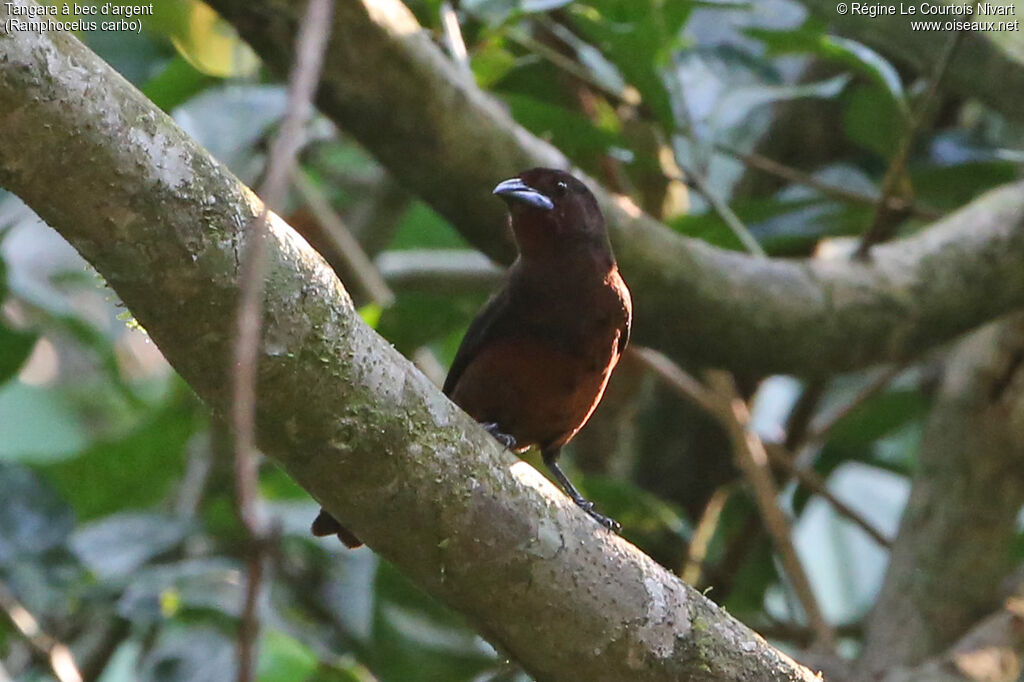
[412,346,447,387]
[344,175,411,257]
[625,356,835,633]
[783,380,826,451]
[376,249,503,294]
[723,146,942,221]
[627,347,720,416]
[706,371,836,650]
[174,432,213,520]
[632,347,890,546]
[803,366,904,446]
[231,2,334,682]
[504,24,641,108]
[632,346,876,630]
[764,443,891,548]
[0,581,83,682]
[683,167,768,257]
[291,168,395,306]
[78,618,131,682]
[856,29,967,258]
[440,2,471,75]
[681,484,736,586]
[754,617,864,646]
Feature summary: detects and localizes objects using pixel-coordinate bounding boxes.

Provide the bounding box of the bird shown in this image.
[313,168,632,546]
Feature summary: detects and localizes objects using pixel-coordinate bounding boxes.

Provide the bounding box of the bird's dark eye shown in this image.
[554,181,569,197]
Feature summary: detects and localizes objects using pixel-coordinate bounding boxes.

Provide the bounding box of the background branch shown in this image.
[801,0,1024,124]
[706,371,836,651]
[858,314,1024,676]
[0,581,83,682]
[206,0,1024,377]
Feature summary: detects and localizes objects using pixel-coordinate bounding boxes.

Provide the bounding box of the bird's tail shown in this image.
[311,508,363,548]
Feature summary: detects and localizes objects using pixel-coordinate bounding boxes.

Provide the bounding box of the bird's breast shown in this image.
[448,327,622,450]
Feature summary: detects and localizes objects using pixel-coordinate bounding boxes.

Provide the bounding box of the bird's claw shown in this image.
[587,508,622,534]
[482,422,517,450]
[570,497,620,533]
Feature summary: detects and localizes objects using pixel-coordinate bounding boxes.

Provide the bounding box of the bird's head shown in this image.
[493,168,609,260]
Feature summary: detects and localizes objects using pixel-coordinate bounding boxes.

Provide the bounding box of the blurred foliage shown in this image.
[2,0,1024,679]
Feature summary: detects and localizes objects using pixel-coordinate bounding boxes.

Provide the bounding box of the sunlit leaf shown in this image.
[471,37,518,89]
[168,0,259,78]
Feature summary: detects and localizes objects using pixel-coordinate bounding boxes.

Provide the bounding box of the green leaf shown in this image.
[826,389,928,449]
[117,558,242,624]
[0,382,88,462]
[167,0,260,78]
[377,290,487,355]
[388,202,470,251]
[42,391,199,519]
[748,22,908,119]
[713,73,851,131]
[365,562,496,680]
[0,324,36,386]
[471,37,518,89]
[570,0,693,128]
[358,304,383,329]
[70,512,192,580]
[501,93,624,157]
[912,160,1018,211]
[138,626,236,682]
[820,36,907,118]
[142,56,214,111]
[842,84,904,159]
[667,197,834,253]
[521,0,574,11]
[258,631,319,682]
[0,464,75,564]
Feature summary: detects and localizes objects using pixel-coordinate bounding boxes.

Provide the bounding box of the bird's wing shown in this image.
[442,285,516,397]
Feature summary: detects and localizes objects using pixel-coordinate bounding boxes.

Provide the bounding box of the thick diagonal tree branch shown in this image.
[207,0,1024,378]
[0,10,820,682]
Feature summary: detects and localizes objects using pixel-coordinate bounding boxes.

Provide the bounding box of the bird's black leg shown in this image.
[541,447,621,533]
[482,422,518,450]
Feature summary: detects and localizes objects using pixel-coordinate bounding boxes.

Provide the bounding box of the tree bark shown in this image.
[859,315,1024,676]
[0,9,820,681]
[206,0,1024,378]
